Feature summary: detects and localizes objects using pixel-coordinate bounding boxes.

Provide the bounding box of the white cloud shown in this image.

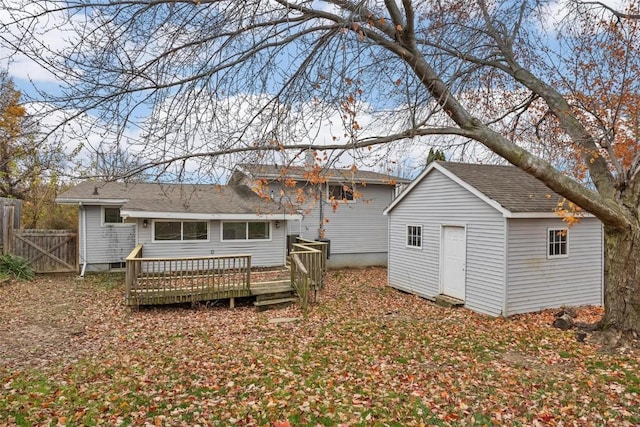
[539,0,631,32]
[0,0,84,83]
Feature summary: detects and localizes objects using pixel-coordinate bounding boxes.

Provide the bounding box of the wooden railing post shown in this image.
[125,244,144,303]
[291,254,309,314]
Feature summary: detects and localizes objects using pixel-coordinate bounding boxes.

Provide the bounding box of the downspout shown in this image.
[318,186,324,239]
[502,218,508,316]
[79,203,88,277]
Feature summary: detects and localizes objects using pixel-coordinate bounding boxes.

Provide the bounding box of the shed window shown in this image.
[222,221,270,241]
[154,221,208,241]
[103,207,123,224]
[407,225,422,248]
[548,228,568,258]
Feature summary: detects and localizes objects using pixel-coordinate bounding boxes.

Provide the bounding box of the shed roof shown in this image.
[233,164,410,185]
[385,162,577,217]
[56,181,300,219]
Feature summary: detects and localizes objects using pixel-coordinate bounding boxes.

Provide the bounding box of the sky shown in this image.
[0,0,631,183]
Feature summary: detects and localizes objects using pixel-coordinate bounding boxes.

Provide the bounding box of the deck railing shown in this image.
[289,238,328,308]
[293,237,327,284]
[125,245,252,305]
[290,254,310,312]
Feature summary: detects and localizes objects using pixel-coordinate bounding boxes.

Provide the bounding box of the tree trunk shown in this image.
[602,226,640,333]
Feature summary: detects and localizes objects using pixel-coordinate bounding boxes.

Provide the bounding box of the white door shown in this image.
[441,226,466,300]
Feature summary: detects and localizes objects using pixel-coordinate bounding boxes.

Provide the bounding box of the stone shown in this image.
[553,313,575,330]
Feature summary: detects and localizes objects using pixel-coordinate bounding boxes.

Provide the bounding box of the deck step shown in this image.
[256,291,295,302]
[434,294,464,308]
[251,280,294,295]
[254,297,298,311]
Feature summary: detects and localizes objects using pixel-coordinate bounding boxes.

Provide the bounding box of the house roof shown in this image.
[384,162,582,218]
[232,164,411,185]
[56,181,301,220]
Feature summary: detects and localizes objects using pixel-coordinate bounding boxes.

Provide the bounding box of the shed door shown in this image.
[441,226,466,300]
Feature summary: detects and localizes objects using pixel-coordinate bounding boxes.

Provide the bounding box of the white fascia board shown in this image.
[55,198,129,205]
[120,210,302,220]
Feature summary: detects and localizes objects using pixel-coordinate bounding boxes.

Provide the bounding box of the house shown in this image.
[383,162,603,316]
[229,164,410,268]
[55,181,301,274]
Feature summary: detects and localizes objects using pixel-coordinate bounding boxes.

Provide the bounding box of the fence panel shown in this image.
[12,229,78,273]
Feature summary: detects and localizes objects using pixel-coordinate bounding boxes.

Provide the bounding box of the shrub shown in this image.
[0,254,35,281]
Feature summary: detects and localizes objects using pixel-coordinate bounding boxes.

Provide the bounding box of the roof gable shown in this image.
[384,162,570,217]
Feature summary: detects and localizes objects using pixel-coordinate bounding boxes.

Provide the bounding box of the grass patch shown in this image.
[1,267,638,426]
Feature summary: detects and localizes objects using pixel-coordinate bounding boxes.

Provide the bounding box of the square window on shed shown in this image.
[407,225,422,248]
[548,228,568,258]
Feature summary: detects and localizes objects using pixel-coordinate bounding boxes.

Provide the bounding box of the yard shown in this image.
[1,268,639,426]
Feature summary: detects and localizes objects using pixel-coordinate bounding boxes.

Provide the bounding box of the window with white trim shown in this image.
[327,184,354,202]
[548,228,568,258]
[222,221,270,241]
[103,207,123,224]
[407,225,422,248]
[154,221,208,241]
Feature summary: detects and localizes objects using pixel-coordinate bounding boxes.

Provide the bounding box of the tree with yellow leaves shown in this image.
[0,71,39,199]
[0,71,72,228]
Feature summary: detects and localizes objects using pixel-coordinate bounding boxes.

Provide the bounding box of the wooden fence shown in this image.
[6,228,77,273]
[0,200,77,273]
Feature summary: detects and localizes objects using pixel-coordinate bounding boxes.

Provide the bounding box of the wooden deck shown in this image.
[126,278,293,306]
[125,239,327,307]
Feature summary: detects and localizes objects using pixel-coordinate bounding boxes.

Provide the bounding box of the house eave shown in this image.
[55,198,129,205]
[120,210,303,221]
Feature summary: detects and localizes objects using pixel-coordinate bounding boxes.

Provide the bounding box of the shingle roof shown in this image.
[56,181,288,216]
[234,164,411,185]
[437,162,563,213]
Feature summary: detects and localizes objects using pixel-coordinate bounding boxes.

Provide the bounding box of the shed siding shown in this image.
[83,205,136,264]
[387,170,505,316]
[136,219,286,267]
[505,217,603,315]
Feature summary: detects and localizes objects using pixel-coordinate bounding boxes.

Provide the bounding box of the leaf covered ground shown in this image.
[1,268,639,426]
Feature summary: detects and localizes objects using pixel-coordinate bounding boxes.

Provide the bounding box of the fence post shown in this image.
[2,205,14,255]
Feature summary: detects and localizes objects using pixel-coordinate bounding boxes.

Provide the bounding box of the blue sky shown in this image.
[0,0,631,182]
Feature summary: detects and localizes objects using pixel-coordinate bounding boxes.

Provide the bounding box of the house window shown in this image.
[154,221,208,241]
[407,225,422,248]
[548,228,568,258]
[103,207,123,224]
[327,184,354,202]
[222,221,270,241]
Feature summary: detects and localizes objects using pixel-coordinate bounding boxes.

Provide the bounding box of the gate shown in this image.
[11,229,78,273]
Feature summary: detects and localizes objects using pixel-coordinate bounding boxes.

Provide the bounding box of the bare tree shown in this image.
[1,0,640,335]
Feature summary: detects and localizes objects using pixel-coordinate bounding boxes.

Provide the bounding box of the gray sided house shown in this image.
[230,164,410,268]
[383,162,603,317]
[56,181,301,274]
